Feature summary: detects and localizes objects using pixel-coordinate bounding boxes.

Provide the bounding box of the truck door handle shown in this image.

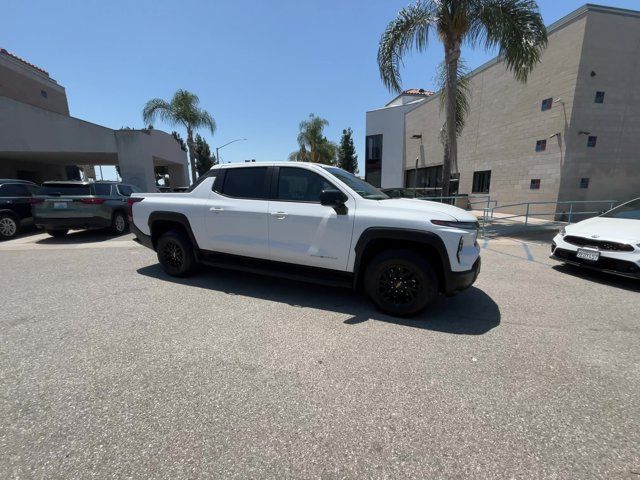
[271,211,288,219]
[209,207,224,213]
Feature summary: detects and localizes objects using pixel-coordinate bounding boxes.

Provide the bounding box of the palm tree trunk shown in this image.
[443,39,461,198]
[185,127,198,184]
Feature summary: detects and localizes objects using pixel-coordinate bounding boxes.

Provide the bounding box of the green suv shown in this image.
[32,181,143,237]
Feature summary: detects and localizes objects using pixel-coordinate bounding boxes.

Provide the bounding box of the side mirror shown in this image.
[320,189,348,214]
[320,189,346,206]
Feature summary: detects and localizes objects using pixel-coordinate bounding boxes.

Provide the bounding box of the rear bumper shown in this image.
[131,222,154,250]
[34,216,110,230]
[551,245,640,279]
[445,257,481,295]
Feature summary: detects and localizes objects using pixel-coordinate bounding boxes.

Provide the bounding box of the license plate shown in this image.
[53,202,68,209]
[576,248,600,261]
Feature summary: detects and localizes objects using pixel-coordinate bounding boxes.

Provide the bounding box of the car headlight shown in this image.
[431,220,479,231]
[559,227,566,237]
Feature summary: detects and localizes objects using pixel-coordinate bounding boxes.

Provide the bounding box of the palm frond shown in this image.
[194,109,217,135]
[469,0,547,82]
[142,98,174,126]
[377,1,437,93]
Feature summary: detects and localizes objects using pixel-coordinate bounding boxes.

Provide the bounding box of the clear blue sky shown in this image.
[3,0,638,179]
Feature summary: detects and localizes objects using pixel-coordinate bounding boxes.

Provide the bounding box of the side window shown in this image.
[0,184,30,197]
[117,185,134,197]
[277,167,336,202]
[221,167,269,199]
[94,183,114,196]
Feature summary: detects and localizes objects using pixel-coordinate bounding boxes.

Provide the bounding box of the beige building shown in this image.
[0,48,189,190]
[366,4,640,214]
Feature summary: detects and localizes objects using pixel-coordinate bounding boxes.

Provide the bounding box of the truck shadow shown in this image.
[36,230,134,245]
[137,264,500,335]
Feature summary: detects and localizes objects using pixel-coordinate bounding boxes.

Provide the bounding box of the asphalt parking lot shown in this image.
[1,231,639,479]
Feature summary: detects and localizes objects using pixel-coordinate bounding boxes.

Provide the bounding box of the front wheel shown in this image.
[156,230,196,277]
[0,214,19,240]
[364,250,439,317]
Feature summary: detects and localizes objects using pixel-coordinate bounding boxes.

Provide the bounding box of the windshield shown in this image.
[323,167,389,200]
[601,198,640,220]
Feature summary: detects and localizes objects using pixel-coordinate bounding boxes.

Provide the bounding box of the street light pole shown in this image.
[216,138,247,164]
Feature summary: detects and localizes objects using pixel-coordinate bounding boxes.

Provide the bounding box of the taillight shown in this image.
[30,198,44,205]
[79,198,106,204]
[127,197,144,222]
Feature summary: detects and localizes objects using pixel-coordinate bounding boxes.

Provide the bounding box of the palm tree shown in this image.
[289,114,337,165]
[378,0,547,196]
[143,89,216,183]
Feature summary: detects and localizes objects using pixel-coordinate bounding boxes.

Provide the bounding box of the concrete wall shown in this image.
[558,8,640,207]
[0,52,69,115]
[403,13,588,214]
[366,100,424,188]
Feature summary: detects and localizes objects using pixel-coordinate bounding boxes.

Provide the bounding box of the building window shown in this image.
[472,170,491,193]
[535,139,547,152]
[587,136,597,147]
[40,89,48,98]
[595,91,605,104]
[541,98,553,111]
[365,135,383,187]
[530,179,541,190]
[405,165,442,189]
[580,178,590,189]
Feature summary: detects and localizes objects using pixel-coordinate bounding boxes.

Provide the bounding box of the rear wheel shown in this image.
[0,214,19,240]
[47,229,69,238]
[364,249,438,317]
[111,211,128,235]
[156,230,196,277]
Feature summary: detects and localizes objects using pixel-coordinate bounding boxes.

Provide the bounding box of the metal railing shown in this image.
[489,200,617,226]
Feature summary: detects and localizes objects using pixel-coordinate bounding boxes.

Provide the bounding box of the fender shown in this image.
[148,211,201,251]
[353,227,453,291]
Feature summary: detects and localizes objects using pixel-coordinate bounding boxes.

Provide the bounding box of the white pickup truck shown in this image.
[130,162,481,317]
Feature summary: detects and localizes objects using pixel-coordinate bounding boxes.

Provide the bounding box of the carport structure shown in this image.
[0,96,189,191]
[0,48,189,191]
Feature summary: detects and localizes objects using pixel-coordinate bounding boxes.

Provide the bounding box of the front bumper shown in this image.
[445,257,481,295]
[34,216,111,230]
[551,243,640,280]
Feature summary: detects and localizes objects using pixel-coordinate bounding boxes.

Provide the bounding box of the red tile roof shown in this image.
[403,88,435,96]
[0,48,49,76]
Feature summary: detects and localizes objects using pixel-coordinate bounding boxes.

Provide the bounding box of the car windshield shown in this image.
[37,184,91,196]
[601,198,640,220]
[323,167,389,200]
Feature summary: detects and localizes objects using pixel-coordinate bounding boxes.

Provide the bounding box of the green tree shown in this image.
[171,131,187,152]
[193,134,217,176]
[378,0,547,196]
[289,114,337,165]
[337,128,358,174]
[142,89,216,184]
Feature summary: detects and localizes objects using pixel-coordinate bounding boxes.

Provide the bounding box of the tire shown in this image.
[156,230,197,277]
[364,249,439,317]
[47,229,69,238]
[0,213,19,240]
[111,211,128,235]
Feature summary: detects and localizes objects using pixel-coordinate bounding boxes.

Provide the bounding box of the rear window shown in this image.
[37,184,91,196]
[94,184,113,196]
[220,167,269,199]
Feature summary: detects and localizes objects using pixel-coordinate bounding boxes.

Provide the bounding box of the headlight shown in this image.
[431,220,479,230]
[559,227,566,237]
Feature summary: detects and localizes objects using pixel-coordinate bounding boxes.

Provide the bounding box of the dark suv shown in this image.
[0,179,39,240]
[32,181,143,237]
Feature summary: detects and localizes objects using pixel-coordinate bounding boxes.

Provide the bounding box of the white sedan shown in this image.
[551,198,640,279]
